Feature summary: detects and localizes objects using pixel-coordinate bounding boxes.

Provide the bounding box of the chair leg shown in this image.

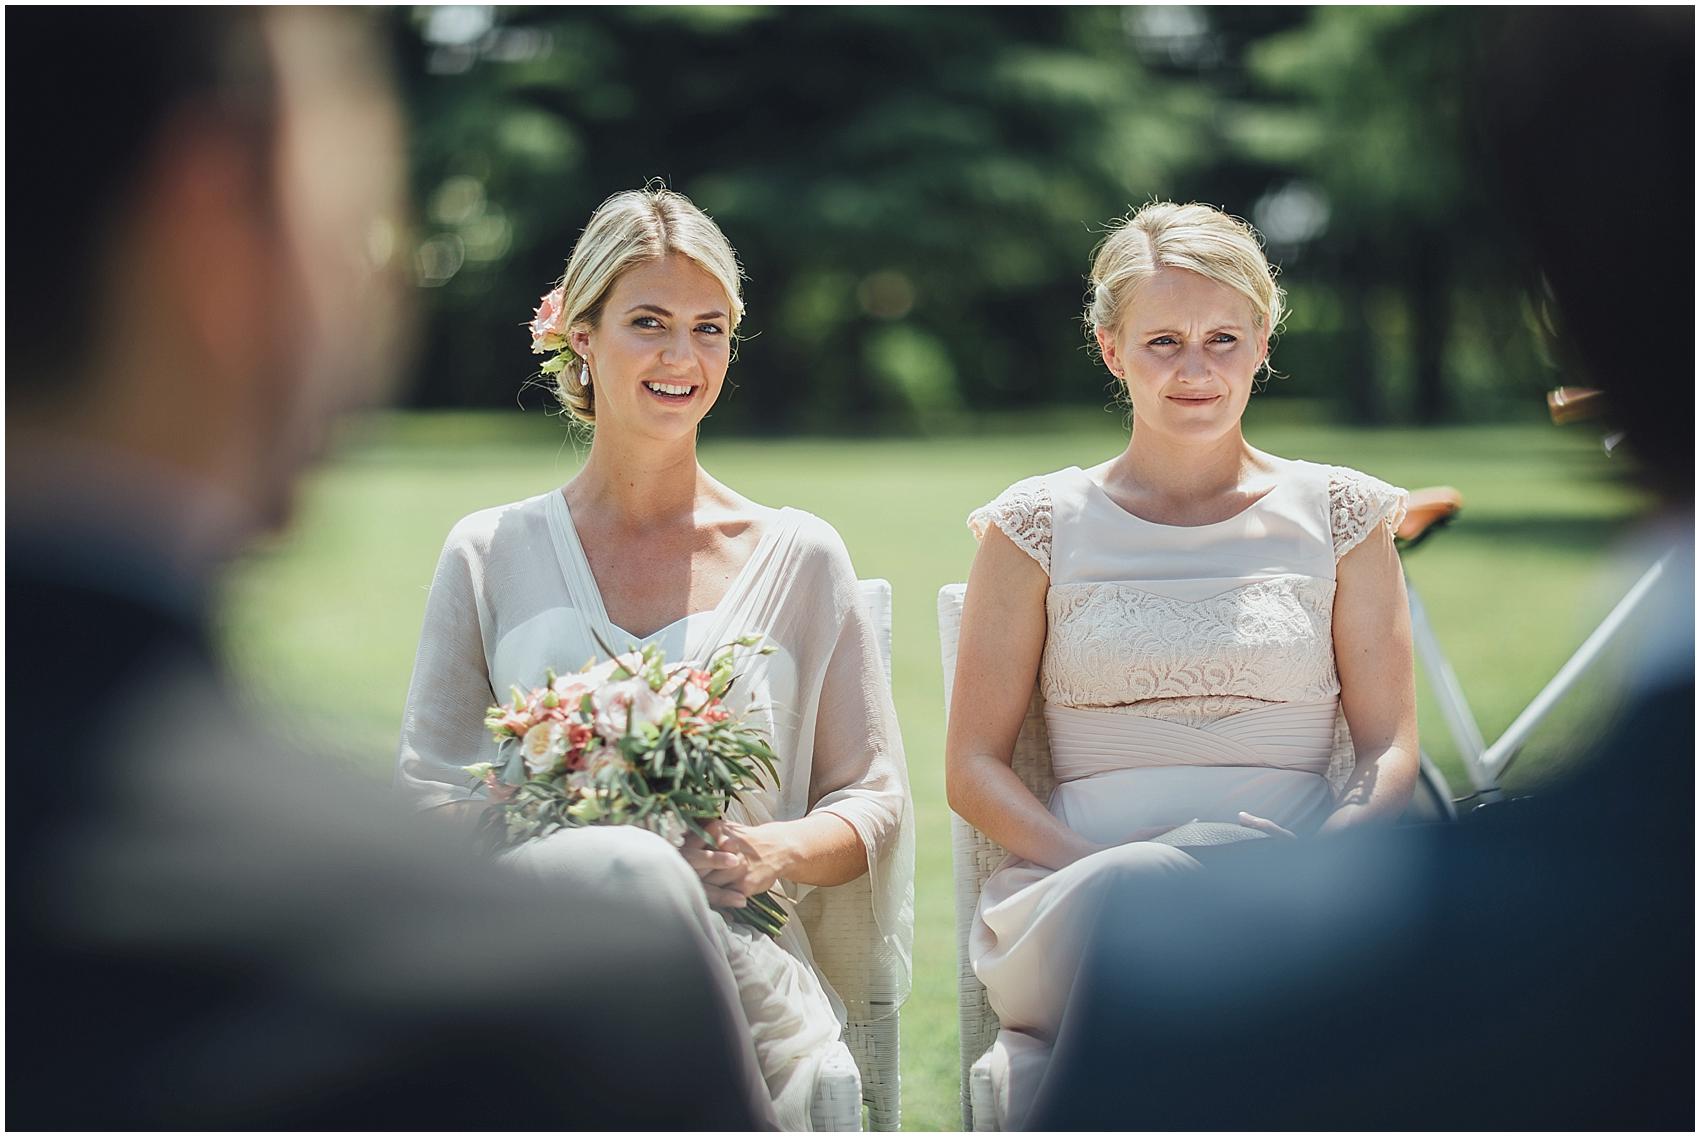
[844,1018,901,1131]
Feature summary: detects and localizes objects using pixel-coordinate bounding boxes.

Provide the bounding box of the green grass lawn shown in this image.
[219,404,1653,1131]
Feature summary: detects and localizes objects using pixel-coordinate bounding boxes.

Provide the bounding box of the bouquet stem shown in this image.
[730,889,790,937]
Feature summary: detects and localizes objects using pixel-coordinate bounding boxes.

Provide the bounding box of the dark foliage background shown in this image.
[390,6,1650,432]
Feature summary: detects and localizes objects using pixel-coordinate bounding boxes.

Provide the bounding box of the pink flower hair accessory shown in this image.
[529,284,574,376]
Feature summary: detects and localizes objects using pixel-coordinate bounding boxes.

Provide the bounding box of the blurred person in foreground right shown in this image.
[1028,7,1692,1130]
[5,8,771,1129]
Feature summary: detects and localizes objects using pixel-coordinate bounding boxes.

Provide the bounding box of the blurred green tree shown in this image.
[393,5,1553,429]
[1218,6,1547,423]
[394,6,1217,430]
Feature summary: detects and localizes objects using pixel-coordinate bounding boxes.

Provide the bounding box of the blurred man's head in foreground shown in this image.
[6,8,412,537]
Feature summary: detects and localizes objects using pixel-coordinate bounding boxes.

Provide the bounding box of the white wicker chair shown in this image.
[805,578,903,1131]
[810,1045,866,1132]
[937,584,1055,1132]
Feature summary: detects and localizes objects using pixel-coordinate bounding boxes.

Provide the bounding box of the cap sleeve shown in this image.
[967,475,1052,575]
[1328,466,1409,559]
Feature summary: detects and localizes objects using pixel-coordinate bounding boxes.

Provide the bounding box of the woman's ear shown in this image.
[1094,324,1123,378]
[569,325,592,363]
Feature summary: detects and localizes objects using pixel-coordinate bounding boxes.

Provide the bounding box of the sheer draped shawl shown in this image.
[395,490,914,1019]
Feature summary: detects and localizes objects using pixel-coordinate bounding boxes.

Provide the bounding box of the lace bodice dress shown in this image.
[964,459,1406,1128]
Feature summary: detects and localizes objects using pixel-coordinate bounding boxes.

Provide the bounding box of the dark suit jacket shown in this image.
[6,525,773,1130]
[1028,683,1695,1131]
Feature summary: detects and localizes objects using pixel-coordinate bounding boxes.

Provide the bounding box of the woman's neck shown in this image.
[1112,421,1258,501]
[570,425,708,529]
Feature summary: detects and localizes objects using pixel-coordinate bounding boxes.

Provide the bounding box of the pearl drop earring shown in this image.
[580,363,592,388]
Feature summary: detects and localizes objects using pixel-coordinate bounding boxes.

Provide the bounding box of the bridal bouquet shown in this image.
[466,635,790,936]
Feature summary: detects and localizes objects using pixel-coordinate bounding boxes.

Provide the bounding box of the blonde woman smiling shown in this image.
[947,201,1418,1128]
[397,186,913,1129]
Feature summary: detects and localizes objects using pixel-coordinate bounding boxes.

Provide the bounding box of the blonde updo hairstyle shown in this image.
[549,184,745,425]
[1085,201,1285,379]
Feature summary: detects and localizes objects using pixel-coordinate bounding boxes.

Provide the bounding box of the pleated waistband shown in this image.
[1044,699,1337,782]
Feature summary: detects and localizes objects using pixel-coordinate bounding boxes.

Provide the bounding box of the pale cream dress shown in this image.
[396,490,914,1130]
[966,460,1407,1129]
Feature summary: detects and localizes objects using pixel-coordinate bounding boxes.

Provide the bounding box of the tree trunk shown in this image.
[1339,246,1385,425]
[1410,238,1452,425]
[742,267,798,434]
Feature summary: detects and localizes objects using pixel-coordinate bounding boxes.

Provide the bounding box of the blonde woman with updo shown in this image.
[946,201,1419,1129]
[396,186,913,1129]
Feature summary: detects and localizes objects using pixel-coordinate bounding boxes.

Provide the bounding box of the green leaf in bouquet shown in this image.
[499,749,526,785]
[730,766,767,797]
[721,738,770,782]
[708,656,735,699]
[749,754,779,786]
[566,796,604,824]
[734,739,779,784]
[641,647,667,690]
[460,760,498,787]
[672,789,722,813]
